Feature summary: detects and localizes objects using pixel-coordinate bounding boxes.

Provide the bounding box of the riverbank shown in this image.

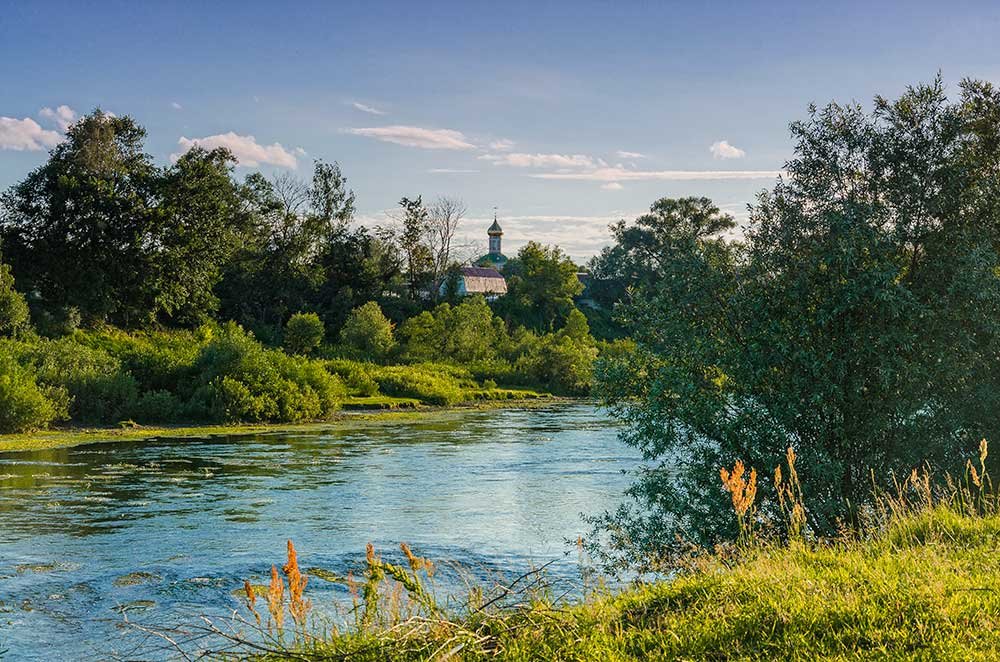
[261,505,1000,660]
[0,394,566,453]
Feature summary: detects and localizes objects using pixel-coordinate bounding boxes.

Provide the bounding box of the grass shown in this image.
[230,445,1000,661]
[0,394,563,453]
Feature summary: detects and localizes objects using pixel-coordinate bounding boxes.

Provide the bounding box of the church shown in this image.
[440,216,508,298]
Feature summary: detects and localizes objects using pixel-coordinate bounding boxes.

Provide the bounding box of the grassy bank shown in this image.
[230,446,1000,661]
[0,394,562,453]
[239,506,1000,661]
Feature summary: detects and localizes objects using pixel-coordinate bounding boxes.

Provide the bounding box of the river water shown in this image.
[0,403,638,660]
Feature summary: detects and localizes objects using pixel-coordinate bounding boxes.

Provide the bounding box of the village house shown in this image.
[441,215,508,299]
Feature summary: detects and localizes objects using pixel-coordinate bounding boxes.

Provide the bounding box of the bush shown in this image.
[340,302,395,359]
[25,337,139,423]
[371,365,464,406]
[130,390,183,423]
[194,322,344,423]
[0,260,29,338]
[0,351,66,433]
[284,312,325,355]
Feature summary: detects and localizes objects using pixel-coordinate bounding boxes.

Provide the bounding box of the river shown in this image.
[0,403,638,660]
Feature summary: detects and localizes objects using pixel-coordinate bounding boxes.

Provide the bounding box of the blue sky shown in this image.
[2,0,999,261]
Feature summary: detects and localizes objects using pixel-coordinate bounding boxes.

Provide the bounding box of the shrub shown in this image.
[194,322,344,423]
[372,365,464,406]
[284,312,325,355]
[130,390,183,423]
[25,337,139,423]
[0,260,29,338]
[340,302,395,359]
[0,351,66,433]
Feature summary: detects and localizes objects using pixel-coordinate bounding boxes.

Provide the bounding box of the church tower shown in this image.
[488,214,503,256]
[475,211,508,268]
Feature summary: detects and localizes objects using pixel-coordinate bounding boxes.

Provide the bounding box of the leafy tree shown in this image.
[588,197,736,310]
[397,196,433,299]
[284,312,325,355]
[0,257,29,337]
[399,296,507,363]
[499,241,583,331]
[152,146,251,325]
[340,301,396,359]
[593,78,1000,572]
[0,110,158,325]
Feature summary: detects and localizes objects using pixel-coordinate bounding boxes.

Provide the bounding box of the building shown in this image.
[442,265,508,299]
[474,215,508,269]
[440,215,509,299]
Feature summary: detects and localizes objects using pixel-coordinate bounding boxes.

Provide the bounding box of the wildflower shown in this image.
[720,460,757,518]
[283,540,310,626]
[267,565,284,631]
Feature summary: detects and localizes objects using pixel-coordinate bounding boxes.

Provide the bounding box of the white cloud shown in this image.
[0,116,62,151]
[429,168,479,173]
[601,182,624,191]
[171,101,183,110]
[480,152,596,168]
[345,125,475,150]
[172,132,300,168]
[710,140,746,159]
[615,150,645,159]
[39,105,77,132]
[531,166,781,182]
[351,101,387,116]
[489,138,515,151]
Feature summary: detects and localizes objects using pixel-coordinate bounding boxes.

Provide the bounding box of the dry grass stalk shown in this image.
[267,564,284,631]
[720,459,757,541]
[283,539,311,627]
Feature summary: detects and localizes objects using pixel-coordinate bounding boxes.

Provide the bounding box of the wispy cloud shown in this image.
[710,140,746,159]
[480,152,597,168]
[345,125,475,150]
[0,116,62,151]
[171,101,183,110]
[429,168,480,173]
[601,182,624,191]
[489,138,515,151]
[350,101,387,116]
[172,132,300,168]
[39,105,77,132]
[615,150,645,159]
[531,166,780,182]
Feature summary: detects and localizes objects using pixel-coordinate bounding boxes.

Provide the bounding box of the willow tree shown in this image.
[594,78,1000,572]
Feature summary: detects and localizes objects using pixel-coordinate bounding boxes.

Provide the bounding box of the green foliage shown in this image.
[498,241,583,332]
[596,78,1000,565]
[24,337,138,423]
[0,349,66,433]
[284,312,325,355]
[194,322,345,423]
[0,259,29,337]
[340,302,396,359]
[371,364,466,406]
[399,296,507,363]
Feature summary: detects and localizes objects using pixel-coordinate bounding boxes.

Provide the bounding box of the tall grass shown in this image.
[205,440,1000,660]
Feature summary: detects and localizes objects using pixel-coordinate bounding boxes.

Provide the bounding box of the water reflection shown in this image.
[0,404,636,660]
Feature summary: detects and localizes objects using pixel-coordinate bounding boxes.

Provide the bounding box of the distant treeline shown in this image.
[0,112,635,432]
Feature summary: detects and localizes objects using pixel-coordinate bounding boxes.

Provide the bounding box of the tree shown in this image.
[427,196,466,296]
[593,78,1000,572]
[284,312,325,355]
[588,197,736,310]
[152,146,251,325]
[0,257,29,337]
[340,301,396,359]
[397,196,433,299]
[498,242,583,331]
[0,110,158,326]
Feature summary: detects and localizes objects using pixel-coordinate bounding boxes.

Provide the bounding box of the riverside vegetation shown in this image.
[0,111,615,437]
[214,441,1000,660]
[6,75,1000,659]
[182,76,1000,660]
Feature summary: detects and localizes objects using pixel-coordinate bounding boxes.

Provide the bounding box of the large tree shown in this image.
[594,78,1000,572]
[0,110,159,325]
[498,241,583,332]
